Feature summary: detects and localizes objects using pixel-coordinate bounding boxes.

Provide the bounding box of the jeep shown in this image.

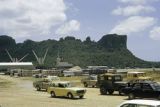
[98,73,127,95]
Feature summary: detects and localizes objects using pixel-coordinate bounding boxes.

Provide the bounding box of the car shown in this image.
[47,81,86,99]
[33,76,60,91]
[81,75,97,87]
[118,99,160,107]
[121,81,160,100]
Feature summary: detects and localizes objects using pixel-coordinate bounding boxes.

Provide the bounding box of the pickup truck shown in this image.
[33,76,60,91]
[121,81,160,100]
[81,75,97,87]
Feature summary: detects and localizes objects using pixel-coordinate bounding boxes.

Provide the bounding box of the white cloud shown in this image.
[118,0,159,4]
[112,5,155,16]
[55,20,80,35]
[0,0,67,38]
[110,16,155,35]
[150,27,160,40]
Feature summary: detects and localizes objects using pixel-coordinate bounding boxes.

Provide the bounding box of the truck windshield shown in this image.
[90,76,97,80]
[114,76,122,81]
[150,82,160,90]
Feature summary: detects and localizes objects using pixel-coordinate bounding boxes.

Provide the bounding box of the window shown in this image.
[143,84,153,90]
[90,76,97,80]
[134,83,141,88]
[108,76,112,80]
[137,105,154,107]
[115,76,121,81]
[120,104,155,107]
[58,83,65,88]
[120,104,136,107]
[49,83,55,87]
[133,74,138,77]
[100,76,104,80]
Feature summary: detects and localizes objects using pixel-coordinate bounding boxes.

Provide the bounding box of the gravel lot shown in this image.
[0,75,128,107]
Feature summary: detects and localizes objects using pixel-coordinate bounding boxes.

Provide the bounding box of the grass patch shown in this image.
[20,77,42,82]
[0,78,12,88]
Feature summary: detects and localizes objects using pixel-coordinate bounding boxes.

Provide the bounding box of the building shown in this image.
[0,62,34,69]
[56,56,73,69]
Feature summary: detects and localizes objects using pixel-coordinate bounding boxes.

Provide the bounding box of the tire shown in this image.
[79,95,84,99]
[51,91,56,98]
[128,93,135,100]
[118,88,123,95]
[67,93,74,99]
[157,95,160,100]
[84,83,88,87]
[108,90,114,95]
[36,86,41,91]
[118,90,122,95]
[100,87,107,95]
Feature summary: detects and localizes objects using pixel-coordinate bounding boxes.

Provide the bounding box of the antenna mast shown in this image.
[32,49,48,65]
[19,54,29,62]
[5,49,14,62]
[42,48,48,64]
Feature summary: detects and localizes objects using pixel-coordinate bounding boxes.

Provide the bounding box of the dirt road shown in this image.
[0,75,127,107]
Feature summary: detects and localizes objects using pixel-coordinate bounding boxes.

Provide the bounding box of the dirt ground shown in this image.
[0,75,128,107]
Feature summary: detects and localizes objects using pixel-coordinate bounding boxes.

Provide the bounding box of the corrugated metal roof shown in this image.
[0,62,33,66]
[0,62,34,69]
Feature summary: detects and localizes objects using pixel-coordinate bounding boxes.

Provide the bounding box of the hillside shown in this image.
[0,34,160,68]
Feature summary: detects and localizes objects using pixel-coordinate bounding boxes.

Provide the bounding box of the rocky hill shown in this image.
[0,34,159,68]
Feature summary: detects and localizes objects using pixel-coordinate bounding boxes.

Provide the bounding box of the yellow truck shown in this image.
[127,71,152,81]
[47,81,86,99]
[81,75,97,87]
[33,76,60,91]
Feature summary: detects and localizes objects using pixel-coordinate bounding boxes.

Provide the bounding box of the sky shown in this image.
[0,0,160,61]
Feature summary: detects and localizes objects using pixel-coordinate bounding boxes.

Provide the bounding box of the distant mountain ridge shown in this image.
[0,34,160,68]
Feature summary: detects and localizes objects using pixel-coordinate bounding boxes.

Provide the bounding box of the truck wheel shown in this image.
[100,87,107,95]
[108,90,114,95]
[36,86,41,91]
[158,95,160,100]
[128,93,135,100]
[118,90,122,95]
[67,93,73,99]
[118,88,123,95]
[51,91,56,98]
[79,95,84,99]
[84,83,88,87]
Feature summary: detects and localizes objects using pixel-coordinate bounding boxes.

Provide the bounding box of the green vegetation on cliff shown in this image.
[0,34,159,68]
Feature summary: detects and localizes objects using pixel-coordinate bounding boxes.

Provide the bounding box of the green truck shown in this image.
[98,73,127,95]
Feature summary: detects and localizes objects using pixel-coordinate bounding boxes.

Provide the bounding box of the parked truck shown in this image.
[98,73,127,95]
[33,76,60,91]
[81,75,97,87]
